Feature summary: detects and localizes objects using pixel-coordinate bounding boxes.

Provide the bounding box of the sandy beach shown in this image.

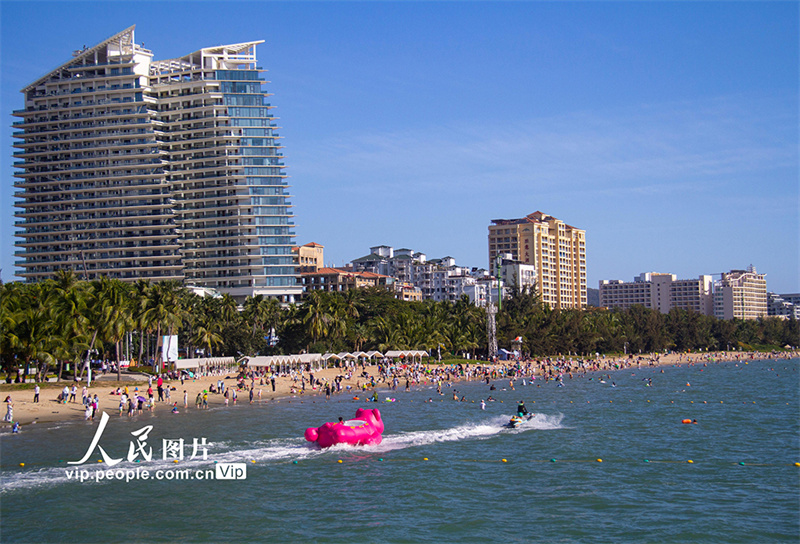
[1,350,795,427]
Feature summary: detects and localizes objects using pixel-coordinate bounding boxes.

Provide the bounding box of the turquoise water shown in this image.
[2,358,798,543]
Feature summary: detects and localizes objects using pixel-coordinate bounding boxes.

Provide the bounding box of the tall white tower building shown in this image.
[714,266,767,320]
[12,26,300,302]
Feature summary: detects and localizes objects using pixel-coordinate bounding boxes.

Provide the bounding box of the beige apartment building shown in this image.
[488,211,586,309]
[714,266,768,320]
[294,242,324,273]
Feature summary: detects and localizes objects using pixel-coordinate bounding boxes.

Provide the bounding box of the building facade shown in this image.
[767,292,800,320]
[300,268,392,295]
[294,242,324,273]
[350,245,493,304]
[599,272,714,315]
[12,26,300,302]
[713,266,767,320]
[488,211,586,309]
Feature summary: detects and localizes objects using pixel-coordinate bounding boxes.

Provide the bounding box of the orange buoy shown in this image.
[682,419,692,424]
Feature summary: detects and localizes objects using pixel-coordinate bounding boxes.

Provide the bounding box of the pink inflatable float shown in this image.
[304,408,384,448]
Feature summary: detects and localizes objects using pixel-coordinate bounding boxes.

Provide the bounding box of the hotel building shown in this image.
[12,26,300,302]
[599,272,714,315]
[713,267,768,320]
[488,211,586,309]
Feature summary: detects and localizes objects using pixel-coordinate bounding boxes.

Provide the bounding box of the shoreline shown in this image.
[1,350,796,428]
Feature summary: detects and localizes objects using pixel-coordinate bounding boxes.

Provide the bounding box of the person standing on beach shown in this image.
[249,387,254,404]
[195,392,202,409]
[4,400,13,422]
[271,375,276,392]
[70,384,77,403]
[183,390,188,409]
[33,384,40,403]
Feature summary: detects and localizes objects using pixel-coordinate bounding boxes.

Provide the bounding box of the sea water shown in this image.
[1,358,798,543]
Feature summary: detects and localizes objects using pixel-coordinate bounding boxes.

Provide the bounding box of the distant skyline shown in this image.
[2,1,797,293]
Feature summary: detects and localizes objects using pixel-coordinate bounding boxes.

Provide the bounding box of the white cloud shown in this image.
[294,94,796,204]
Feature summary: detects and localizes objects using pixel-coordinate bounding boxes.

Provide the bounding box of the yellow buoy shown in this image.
[596,458,603,463]
[97,460,103,463]
[687,460,694,464]
[502,459,507,463]
[423,457,428,461]
[251,460,256,463]
[173,460,179,464]
[19,463,24,467]
[337,460,343,463]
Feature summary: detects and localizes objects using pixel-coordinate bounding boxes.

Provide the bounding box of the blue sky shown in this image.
[1,1,798,293]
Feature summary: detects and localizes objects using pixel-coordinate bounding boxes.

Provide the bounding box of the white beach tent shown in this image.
[244,353,323,373]
[174,356,237,372]
[384,350,428,362]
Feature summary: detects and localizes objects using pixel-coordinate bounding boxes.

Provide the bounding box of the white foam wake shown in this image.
[1,414,565,492]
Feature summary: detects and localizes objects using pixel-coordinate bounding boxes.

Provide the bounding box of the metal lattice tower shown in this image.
[487,302,497,360]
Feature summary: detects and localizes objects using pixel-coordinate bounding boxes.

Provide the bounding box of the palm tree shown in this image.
[130,279,153,365]
[191,319,224,357]
[50,271,91,381]
[0,283,23,382]
[349,322,370,352]
[6,284,58,382]
[142,280,186,372]
[302,291,332,349]
[243,294,281,338]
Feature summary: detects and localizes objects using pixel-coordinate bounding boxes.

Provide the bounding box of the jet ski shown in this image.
[505,414,534,428]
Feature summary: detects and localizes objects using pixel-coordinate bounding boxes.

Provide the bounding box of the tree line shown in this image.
[1,273,797,382]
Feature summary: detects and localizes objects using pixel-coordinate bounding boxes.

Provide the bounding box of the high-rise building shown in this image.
[12,26,300,302]
[599,272,714,315]
[713,266,767,320]
[488,211,586,309]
